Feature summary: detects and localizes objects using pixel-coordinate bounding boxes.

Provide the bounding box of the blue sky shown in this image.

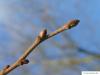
[0,0,100,75]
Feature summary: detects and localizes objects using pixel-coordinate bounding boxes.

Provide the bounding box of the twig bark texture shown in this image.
[0,19,80,75]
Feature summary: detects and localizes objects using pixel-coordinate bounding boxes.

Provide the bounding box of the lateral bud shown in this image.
[39,29,47,39]
[3,65,10,70]
[20,59,29,65]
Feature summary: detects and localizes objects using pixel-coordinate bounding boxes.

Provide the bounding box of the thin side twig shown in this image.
[0,19,80,75]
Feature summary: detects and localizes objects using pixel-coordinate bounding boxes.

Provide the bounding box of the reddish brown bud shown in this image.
[3,65,10,70]
[63,19,80,29]
[20,59,29,65]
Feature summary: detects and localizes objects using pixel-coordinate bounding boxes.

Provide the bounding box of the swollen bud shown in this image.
[63,19,80,29]
[39,29,47,39]
[68,19,80,29]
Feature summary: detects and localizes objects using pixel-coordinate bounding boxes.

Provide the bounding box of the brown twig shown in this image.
[0,19,80,75]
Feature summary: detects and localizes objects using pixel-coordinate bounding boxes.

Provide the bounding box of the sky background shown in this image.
[0,0,100,75]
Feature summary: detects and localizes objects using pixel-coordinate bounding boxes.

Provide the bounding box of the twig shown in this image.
[0,19,80,75]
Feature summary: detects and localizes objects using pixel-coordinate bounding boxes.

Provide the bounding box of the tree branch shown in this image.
[78,47,100,58]
[0,19,80,75]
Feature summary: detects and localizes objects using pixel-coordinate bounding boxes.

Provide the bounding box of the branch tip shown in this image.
[64,19,80,29]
